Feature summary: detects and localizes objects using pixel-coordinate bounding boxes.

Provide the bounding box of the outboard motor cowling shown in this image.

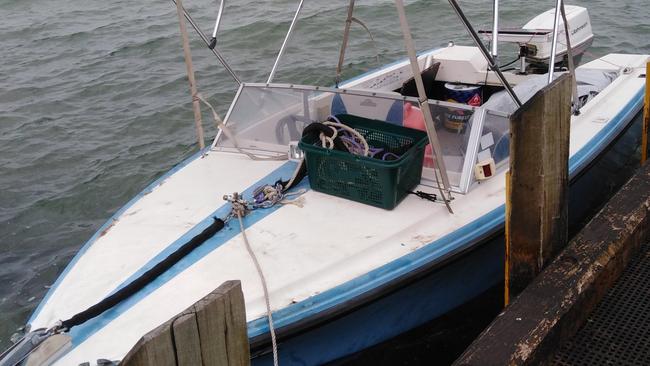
[481,5,594,71]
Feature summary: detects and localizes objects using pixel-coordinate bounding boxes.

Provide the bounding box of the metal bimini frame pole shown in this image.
[548,0,563,83]
[267,0,305,84]
[446,0,522,108]
[491,0,499,58]
[170,0,241,85]
[208,0,226,49]
[394,0,454,213]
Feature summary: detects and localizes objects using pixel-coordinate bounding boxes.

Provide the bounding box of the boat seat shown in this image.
[331,91,404,125]
[400,62,440,99]
[483,69,618,115]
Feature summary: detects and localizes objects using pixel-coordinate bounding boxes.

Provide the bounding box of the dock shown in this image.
[454,113,650,365]
[551,240,650,365]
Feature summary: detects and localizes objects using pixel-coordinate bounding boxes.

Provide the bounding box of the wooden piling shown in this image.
[504,171,511,306]
[121,280,250,366]
[642,61,649,165]
[505,74,571,301]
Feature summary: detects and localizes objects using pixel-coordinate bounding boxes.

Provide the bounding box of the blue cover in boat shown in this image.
[483,69,618,115]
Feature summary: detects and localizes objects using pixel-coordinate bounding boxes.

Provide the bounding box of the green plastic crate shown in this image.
[299,114,428,210]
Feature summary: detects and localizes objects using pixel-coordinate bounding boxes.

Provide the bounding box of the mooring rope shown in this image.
[231,201,280,366]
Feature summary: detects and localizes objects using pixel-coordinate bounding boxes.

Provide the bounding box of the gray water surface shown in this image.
[1,0,648,351]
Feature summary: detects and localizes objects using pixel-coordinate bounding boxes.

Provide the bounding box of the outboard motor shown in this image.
[481,5,594,73]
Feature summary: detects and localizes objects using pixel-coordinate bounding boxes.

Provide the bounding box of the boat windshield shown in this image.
[213,83,510,193]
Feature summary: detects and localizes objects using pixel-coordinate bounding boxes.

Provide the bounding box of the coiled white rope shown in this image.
[318,125,337,150]
[320,120,370,157]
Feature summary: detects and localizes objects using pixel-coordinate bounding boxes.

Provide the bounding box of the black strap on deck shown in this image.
[60,217,225,331]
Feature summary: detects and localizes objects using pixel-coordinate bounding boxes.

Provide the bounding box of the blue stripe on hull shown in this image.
[568,88,645,178]
[253,233,504,366]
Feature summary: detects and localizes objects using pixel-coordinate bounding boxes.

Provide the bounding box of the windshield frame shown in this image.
[210,82,510,194]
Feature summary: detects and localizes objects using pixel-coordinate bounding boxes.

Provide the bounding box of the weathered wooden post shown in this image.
[121,280,250,366]
[505,74,572,304]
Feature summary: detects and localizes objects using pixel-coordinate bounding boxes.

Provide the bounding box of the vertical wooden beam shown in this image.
[221,282,250,366]
[504,170,511,306]
[506,74,571,298]
[195,292,229,365]
[195,281,251,366]
[642,61,649,165]
[172,313,203,366]
[121,280,250,366]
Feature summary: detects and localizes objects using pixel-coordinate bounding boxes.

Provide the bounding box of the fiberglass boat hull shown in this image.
[248,99,644,366]
[25,46,646,365]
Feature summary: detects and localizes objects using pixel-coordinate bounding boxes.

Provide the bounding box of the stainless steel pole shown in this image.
[170,0,241,85]
[267,0,305,84]
[548,0,563,84]
[394,0,454,213]
[208,0,226,49]
[446,0,522,108]
[491,0,499,58]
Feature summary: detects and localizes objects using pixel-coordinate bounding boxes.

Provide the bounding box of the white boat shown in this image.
[3,2,647,366]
